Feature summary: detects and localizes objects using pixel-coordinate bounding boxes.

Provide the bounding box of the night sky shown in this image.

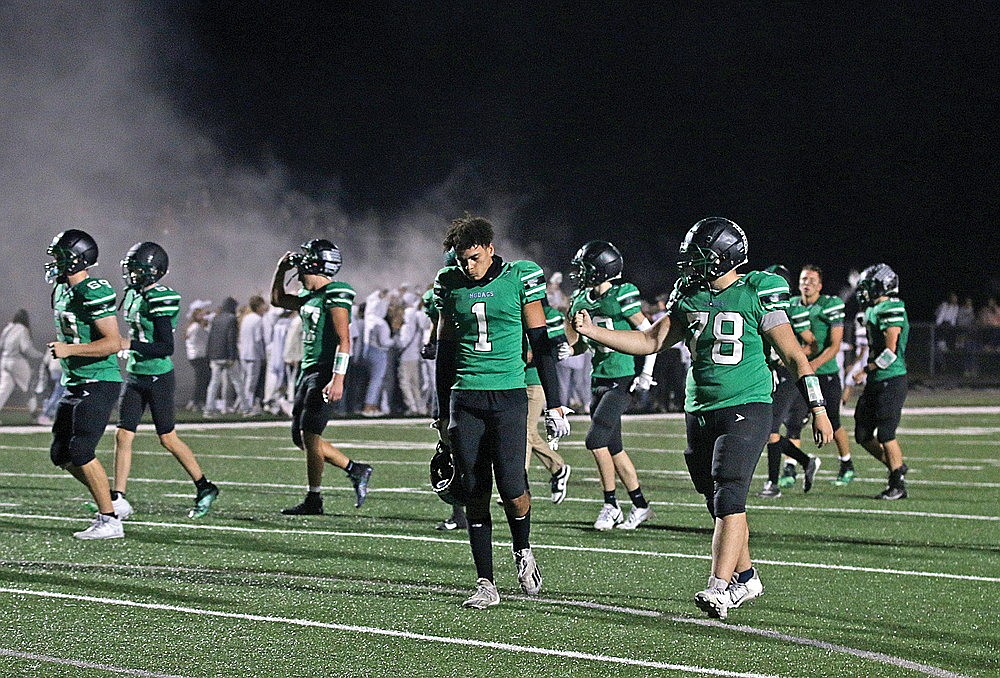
[9,2,999,320]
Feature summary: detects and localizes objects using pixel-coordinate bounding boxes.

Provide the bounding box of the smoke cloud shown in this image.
[0,2,531,336]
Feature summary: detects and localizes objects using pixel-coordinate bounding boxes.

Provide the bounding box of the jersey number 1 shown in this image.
[471,302,492,352]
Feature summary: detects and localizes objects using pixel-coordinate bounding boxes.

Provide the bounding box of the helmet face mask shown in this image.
[45,229,99,284]
[855,263,899,307]
[295,239,342,278]
[570,240,623,288]
[676,217,748,286]
[429,441,459,505]
[121,241,169,290]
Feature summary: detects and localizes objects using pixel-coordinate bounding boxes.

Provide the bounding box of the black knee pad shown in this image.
[50,440,71,467]
[68,435,100,467]
[684,448,714,499]
[465,496,492,524]
[586,383,628,452]
[854,421,875,446]
[711,434,756,518]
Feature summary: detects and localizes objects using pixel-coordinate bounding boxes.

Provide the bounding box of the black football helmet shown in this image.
[676,217,748,285]
[121,241,169,290]
[570,240,624,288]
[764,264,793,286]
[45,229,99,284]
[292,239,342,277]
[854,263,899,307]
[429,441,459,505]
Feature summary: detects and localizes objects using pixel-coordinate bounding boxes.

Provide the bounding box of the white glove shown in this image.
[544,407,573,451]
[630,372,656,392]
[557,342,573,361]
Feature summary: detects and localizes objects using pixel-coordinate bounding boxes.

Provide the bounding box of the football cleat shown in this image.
[349,464,373,508]
[834,462,856,486]
[803,456,821,493]
[462,578,500,609]
[282,493,324,515]
[593,503,624,531]
[756,481,781,499]
[550,464,571,504]
[84,496,133,520]
[188,483,220,519]
[727,568,764,610]
[694,576,732,620]
[513,547,542,595]
[73,514,124,540]
[435,516,467,531]
[777,463,797,489]
[875,483,907,500]
[617,505,653,530]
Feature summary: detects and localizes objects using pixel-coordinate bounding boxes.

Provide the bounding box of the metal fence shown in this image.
[912,322,1000,382]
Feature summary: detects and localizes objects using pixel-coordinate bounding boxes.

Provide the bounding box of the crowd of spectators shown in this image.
[934,292,1000,376]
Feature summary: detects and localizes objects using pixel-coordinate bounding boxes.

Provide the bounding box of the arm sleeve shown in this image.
[527,325,563,409]
[435,339,457,419]
[130,315,175,358]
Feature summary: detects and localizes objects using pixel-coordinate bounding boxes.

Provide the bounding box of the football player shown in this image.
[788,265,854,486]
[270,239,373,515]
[757,264,819,499]
[854,264,910,500]
[434,215,570,608]
[573,217,833,620]
[564,241,656,530]
[45,229,127,539]
[113,242,220,519]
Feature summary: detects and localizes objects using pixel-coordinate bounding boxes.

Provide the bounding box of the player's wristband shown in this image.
[333,351,350,375]
[796,374,826,411]
[874,348,897,370]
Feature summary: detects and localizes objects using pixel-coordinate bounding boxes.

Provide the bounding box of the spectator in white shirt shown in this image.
[395,294,430,415]
[238,295,268,415]
[0,310,43,418]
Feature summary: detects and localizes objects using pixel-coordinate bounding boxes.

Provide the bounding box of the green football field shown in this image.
[1,410,998,677]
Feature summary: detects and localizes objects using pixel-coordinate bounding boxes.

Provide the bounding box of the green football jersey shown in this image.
[51,277,123,386]
[787,294,845,375]
[670,270,790,413]
[864,297,908,381]
[525,304,567,387]
[434,258,546,391]
[122,285,181,375]
[569,282,643,379]
[298,280,356,371]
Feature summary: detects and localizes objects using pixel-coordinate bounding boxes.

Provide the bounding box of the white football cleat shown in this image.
[593,503,624,531]
[727,568,764,610]
[462,578,500,609]
[113,495,133,520]
[617,505,653,530]
[513,547,542,595]
[694,575,732,619]
[73,514,124,540]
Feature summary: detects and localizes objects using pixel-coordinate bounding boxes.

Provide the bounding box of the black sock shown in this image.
[736,567,754,583]
[627,487,649,509]
[777,437,811,466]
[889,467,906,485]
[345,460,357,475]
[766,442,783,483]
[468,514,494,580]
[603,490,617,507]
[110,491,124,501]
[101,511,116,518]
[506,509,531,552]
[194,475,211,492]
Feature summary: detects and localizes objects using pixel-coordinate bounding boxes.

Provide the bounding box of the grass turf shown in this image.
[1,411,998,677]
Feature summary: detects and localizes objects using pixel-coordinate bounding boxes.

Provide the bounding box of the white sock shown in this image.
[839,455,852,462]
[308,486,321,494]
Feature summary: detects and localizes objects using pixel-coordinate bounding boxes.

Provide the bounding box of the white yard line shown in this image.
[0,586,776,678]
[0,648,193,678]
[1,512,996,583]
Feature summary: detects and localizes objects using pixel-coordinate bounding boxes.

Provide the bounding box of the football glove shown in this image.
[420,341,437,360]
[557,341,573,361]
[544,407,573,451]
[630,372,656,392]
